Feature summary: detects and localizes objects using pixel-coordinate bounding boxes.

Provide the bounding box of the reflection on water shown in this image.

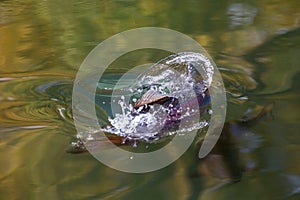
[0,0,300,199]
[227,3,258,29]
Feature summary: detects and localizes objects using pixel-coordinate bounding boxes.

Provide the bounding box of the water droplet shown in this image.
[87,134,94,141]
[133,140,137,148]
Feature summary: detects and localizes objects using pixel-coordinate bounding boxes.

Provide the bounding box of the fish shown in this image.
[66,102,275,184]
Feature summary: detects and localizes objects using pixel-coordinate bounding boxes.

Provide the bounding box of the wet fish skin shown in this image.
[132,88,210,133]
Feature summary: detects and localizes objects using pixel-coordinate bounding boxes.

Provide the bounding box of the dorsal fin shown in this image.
[134,90,169,108]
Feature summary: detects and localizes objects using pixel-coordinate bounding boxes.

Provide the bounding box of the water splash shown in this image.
[101,52,213,143]
[103,94,208,142]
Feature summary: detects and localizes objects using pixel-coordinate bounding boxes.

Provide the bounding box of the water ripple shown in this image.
[0,77,74,137]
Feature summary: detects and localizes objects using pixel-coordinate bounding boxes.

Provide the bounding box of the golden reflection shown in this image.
[0,0,300,199]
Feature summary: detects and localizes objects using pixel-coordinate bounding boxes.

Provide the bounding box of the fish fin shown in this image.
[134,90,168,108]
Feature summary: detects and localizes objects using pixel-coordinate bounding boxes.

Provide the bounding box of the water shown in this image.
[1,0,300,199]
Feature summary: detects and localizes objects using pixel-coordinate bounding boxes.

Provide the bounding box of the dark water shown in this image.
[1,0,300,199]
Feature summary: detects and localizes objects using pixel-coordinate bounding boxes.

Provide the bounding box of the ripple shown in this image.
[0,77,74,137]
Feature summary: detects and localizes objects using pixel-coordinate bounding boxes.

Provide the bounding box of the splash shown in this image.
[102,52,214,142]
[103,98,168,141]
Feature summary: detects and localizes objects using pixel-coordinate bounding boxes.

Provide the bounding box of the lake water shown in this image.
[0,0,300,199]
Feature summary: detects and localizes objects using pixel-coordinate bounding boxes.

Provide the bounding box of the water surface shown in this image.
[0,0,300,199]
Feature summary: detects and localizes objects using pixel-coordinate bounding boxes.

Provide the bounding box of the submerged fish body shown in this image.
[67,52,276,186]
[67,102,275,185]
